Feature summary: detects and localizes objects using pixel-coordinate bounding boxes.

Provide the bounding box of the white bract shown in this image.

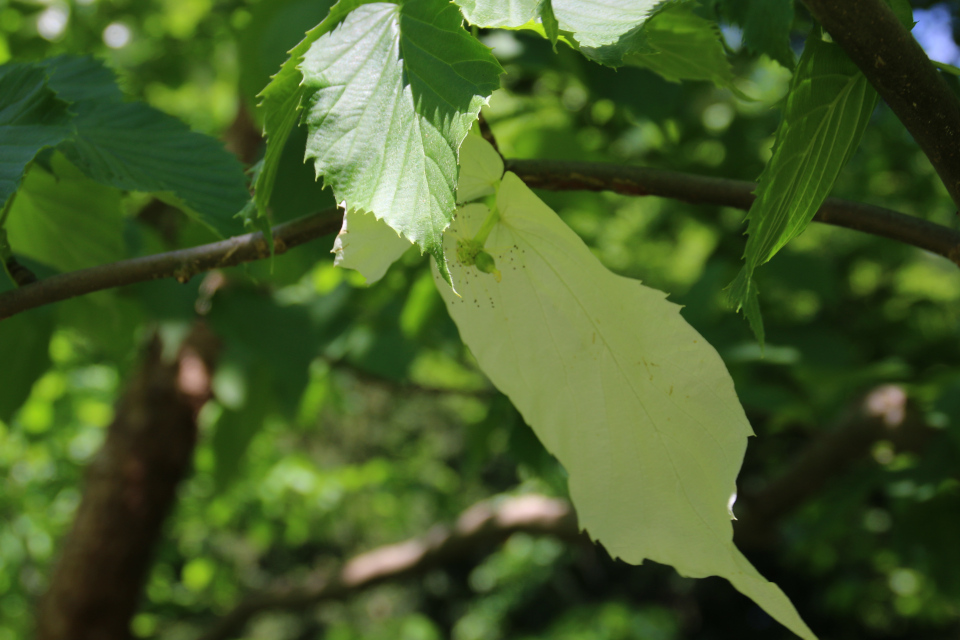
[432,136,816,640]
[331,208,413,284]
[333,133,816,639]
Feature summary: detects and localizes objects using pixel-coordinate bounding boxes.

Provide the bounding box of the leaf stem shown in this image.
[473,204,500,246]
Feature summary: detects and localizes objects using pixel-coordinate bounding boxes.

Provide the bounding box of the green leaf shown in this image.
[726,35,877,342]
[0,63,72,212]
[719,0,795,68]
[39,56,249,238]
[4,154,124,272]
[617,1,739,89]
[552,0,659,49]
[459,0,659,62]
[254,0,381,222]
[298,0,502,284]
[432,137,815,639]
[0,307,54,423]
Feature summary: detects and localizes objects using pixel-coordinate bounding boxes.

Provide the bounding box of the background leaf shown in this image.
[39,56,249,238]
[620,1,739,89]
[0,63,72,211]
[0,307,54,423]
[718,0,795,68]
[4,153,124,272]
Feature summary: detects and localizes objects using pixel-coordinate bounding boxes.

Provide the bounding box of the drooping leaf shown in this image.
[298,0,502,284]
[620,1,740,89]
[253,0,375,223]
[457,133,504,203]
[719,0,795,68]
[726,35,878,343]
[38,56,249,238]
[4,154,124,272]
[431,136,816,640]
[0,63,72,211]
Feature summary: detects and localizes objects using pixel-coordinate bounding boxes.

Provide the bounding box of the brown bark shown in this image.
[802,0,960,209]
[36,325,218,640]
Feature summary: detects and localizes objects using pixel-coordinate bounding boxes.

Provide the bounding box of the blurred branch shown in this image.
[734,384,939,548]
[199,385,943,639]
[4,159,960,320]
[801,0,960,210]
[0,208,341,320]
[506,158,960,268]
[37,324,219,640]
[196,495,583,640]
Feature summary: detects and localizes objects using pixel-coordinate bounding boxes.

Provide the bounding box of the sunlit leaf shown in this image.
[298,0,502,284]
[459,0,659,63]
[253,0,375,223]
[432,136,816,640]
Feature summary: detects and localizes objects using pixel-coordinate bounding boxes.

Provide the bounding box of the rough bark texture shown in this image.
[36,325,218,640]
[802,0,960,209]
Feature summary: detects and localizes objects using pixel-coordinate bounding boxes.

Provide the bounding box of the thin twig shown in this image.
[0,209,342,320]
[506,158,960,266]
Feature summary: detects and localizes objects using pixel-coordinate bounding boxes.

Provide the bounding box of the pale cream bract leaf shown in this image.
[331,208,413,284]
[457,133,504,203]
[430,137,816,640]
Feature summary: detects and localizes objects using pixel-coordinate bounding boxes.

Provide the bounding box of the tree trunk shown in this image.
[36,325,217,640]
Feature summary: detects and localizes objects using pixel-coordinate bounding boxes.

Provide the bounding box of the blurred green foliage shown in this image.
[1,1,959,639]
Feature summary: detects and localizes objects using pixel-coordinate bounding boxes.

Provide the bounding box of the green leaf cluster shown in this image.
[0,56,249,240]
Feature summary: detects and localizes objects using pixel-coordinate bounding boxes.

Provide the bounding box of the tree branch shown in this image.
[506,159,960,267]
[801,0,960,209]
[0,209,342,320]
[3,161,959,320]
